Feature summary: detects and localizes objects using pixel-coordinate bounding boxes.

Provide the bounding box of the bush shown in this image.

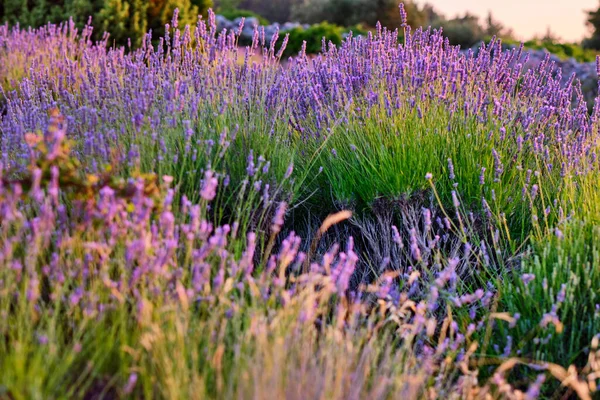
[97,0,149,47]
[291,0,370,27]
[282,21,343,56]
[346,23,369,37]
[291,0,437,30]
[435,13,484,48]
[237,0,297,23]
[500,37,599,63]
[144,0,202,44]
[218,7,269,25]
[0,0,213,47]
[524,40,598,63]
[0,0,105,29]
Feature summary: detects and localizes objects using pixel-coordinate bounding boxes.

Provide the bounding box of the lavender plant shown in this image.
[2,4,600,399]
[0,112,596,399]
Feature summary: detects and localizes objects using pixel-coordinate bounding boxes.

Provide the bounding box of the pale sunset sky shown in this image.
[416,0,599,42]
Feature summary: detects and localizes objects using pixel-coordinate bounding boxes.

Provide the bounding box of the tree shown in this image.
[214,0,242,11]
[584,2,600,49]
[98,0,148,47]
[541,26,559,43]
[484,12,501,37]
[238,0,298,23]
[436,12,484,48]
[290,0,435,30]
[1,0,103,31]
[483,11,513,40]
[0,0,212,48]
[146,0,198,41]
[1,0,36,26]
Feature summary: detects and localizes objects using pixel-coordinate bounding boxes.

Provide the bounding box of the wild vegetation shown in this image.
[3,5,600,399]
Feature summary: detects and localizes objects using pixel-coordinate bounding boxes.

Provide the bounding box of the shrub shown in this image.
[0,0,105,29]
[291,0,431,29]
[498,37,599,63]
[0,0,213,47]
[435,12,484,48]
[97,0,149,47]
[237,0,297,23]
[346,23,369,37]
[145,0,205,42]
[218,7,269,25]
[282,21,343,56]
[526,40,598,62]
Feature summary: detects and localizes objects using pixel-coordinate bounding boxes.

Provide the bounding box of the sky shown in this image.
[415,0,599,42]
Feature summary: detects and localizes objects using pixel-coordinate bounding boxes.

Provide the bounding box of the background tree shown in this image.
[97,0,148,47]
[584,2,600,49]
[0,0,105,28]
[0,0,212,47]
[146,0,199,41]
[484,11,506,37]
[214,0,242,11]
[541,26,560,43]
[236,0,298,23]
[435,12,484,48]
[290,0,436,30]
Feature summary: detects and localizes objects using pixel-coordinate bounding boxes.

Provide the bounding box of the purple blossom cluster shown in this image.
[0,9,596,181]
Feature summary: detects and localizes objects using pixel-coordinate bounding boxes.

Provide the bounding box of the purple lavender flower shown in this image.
[271,202,287,234]
[409,228,421,262]
[284,163,294,179]
[398,3,408,27]
[200,171,218,201]
[447,158,455,180]
[521,273,536,285]
[451,191,460,208]
[123,373,138,394]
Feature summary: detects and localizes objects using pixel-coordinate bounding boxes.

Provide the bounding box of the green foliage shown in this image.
[484,11,509,38]
[217,8,268,25]
[290,0,434,30]
[291,0,369,27]
[495,169,600,373]
[499,37,599,62]
[435,13,484,48]
[289,0,514,48]
[428,12,514,48]
[190,0,212,14]
[214,0,242,11]
[305,101,559,243]
[0,0,213,47]
[584,1,600,50]
[236,0,297,24]
[146,0,201,42]
[0,0,105,29]
[525,40,598,62]
[281,22,343,56]
[98,0,148,47]
[498,221,600,366]
[346,23,369,37]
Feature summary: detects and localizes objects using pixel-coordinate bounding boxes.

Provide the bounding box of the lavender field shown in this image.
[3,5,600,399]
